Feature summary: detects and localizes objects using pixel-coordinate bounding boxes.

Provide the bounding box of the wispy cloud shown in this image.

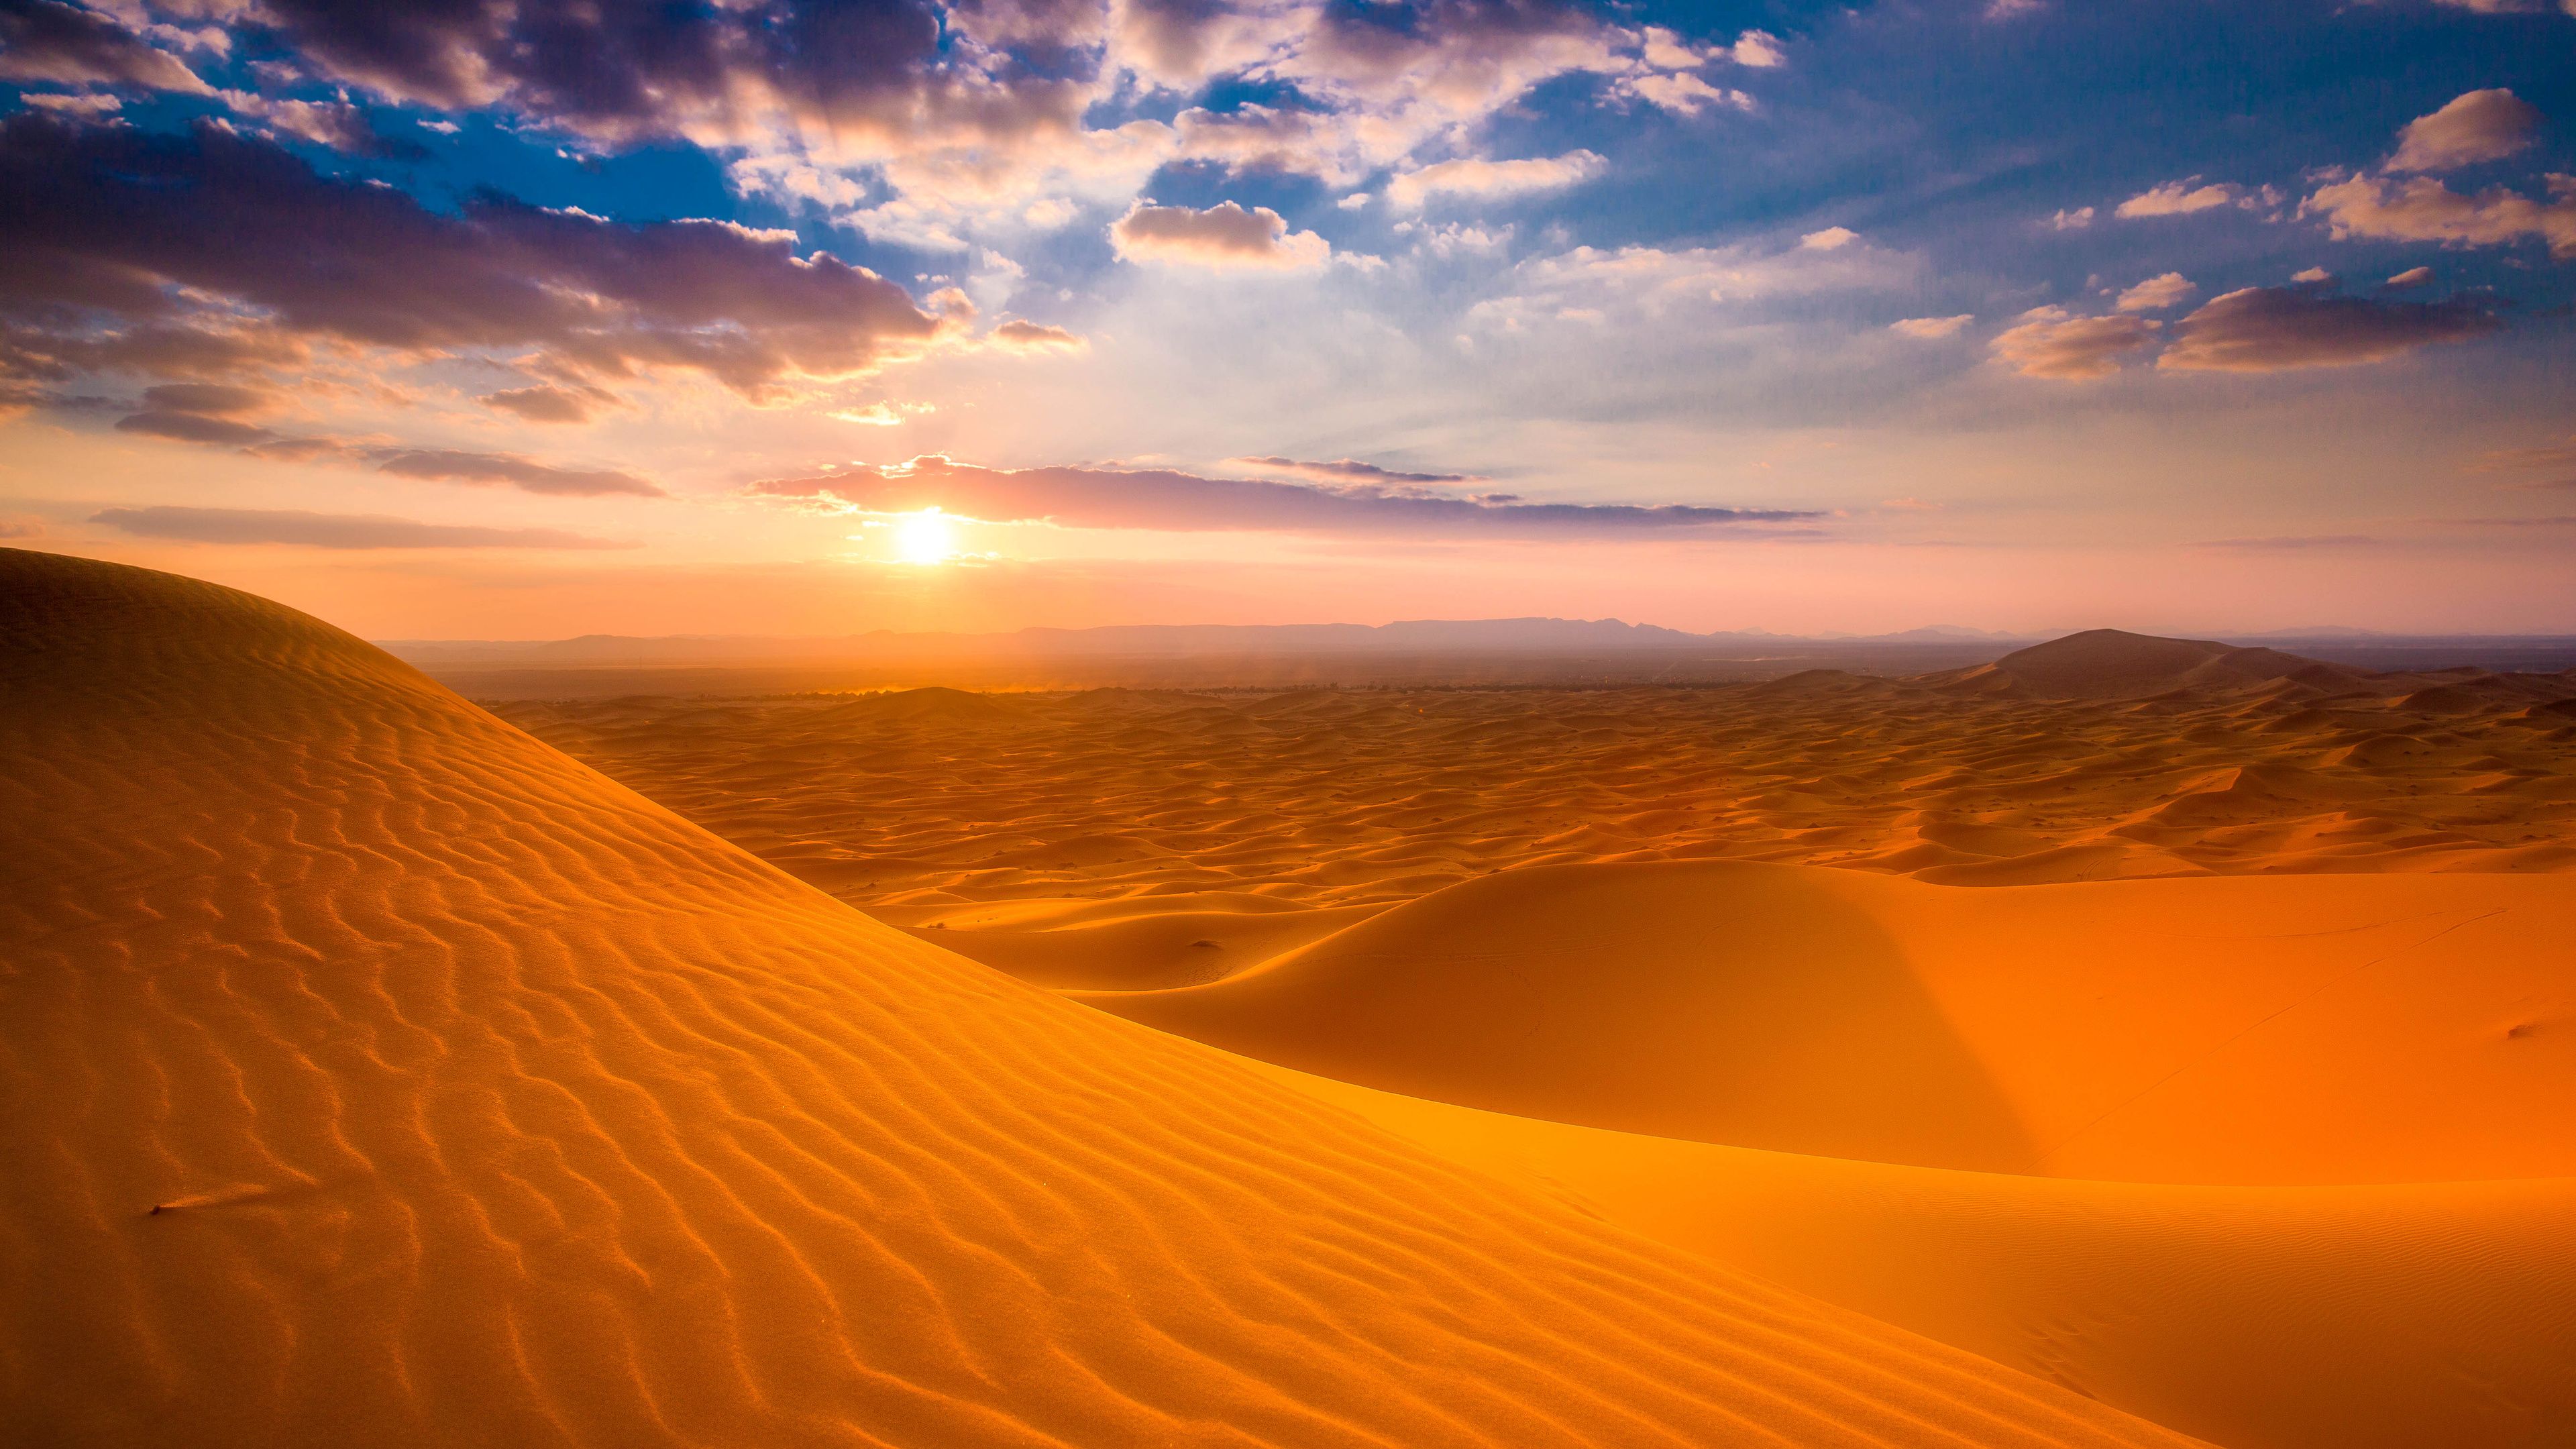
[748,455,1822,535]
[91,505,637,550]
[2158,286,2499,372]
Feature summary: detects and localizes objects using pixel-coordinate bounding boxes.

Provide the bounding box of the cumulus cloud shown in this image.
[2157,286,2500,372]
[0,0,208,94]
[2048,206,2095,230]
[1889,315,1974,339]
[215,91,422,160]
[1228,456,1481,485]
[2114,272,2197,311]
[2292,266,2335,284]
[2301,172,2576,258]
[91,504,635,550]
[1800,226,1858,250]
[1989,307,2159,379]
[0,115,953,399]
[1387,152,1607,209]
[2388,89,2544,173]
[1110,199,1330,269]
[1727,30,1787,66]
[1623,72,1755,116]
[2116,178,2241,217]
[747,455,1820,535]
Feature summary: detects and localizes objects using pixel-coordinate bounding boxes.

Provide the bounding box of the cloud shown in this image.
[2114,272,2197,311]
[2385,266,2434,288]
[371,449,665,497]
[1989,307,2159,379]
[1888,315,1974,339]
[1728,30,1787,66]
[1387,152,1607,209]
[2301,172,2576,258]
[2194,533,2386,550]
[2292,266,2334,284]
[747,455,1821,535]
[114,409,275,446]
[1228,456,1482,485]
[91,505,635,551]
[2470,435,2576,473]
[989,319,1088,352]
[139,382,276,417]
[1110,200,1329,269]
[2389,89,2544,172]
[1623,72,1756,116]
[1800,226,1858,250]
[828,400,934,425]
[215,91,422,159]
[2048,207,2095,230]
[2116,179,2240,217]
[0,115,952,398]
[2157,286,2500,372]
[0,0,209,94]
[481,385,615,424]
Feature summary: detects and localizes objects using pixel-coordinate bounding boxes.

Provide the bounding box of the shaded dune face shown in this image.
[0,549,2202,1448]
[1085,861,2576,1185]
[1090,864,2037,1172]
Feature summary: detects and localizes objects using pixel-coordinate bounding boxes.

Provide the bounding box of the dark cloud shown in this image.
[140,382,276,416]
[1229,455,1481,486]
[2158,286,2500,372]
[747,455,1820,535]
[0,114,948,395]
[0,0,208,94]
[91,504,636,550]
[99,393,667,496]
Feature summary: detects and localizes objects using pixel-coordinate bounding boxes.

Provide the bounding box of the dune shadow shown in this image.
[1086,860,2039,1172]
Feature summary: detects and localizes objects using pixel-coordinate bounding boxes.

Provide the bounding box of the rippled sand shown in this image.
[1,547,2202,1447]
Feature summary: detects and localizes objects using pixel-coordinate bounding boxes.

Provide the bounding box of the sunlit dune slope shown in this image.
[0,549,2201,1448]
[1257,1063,2576,1449]
[1085,860,2576,1183]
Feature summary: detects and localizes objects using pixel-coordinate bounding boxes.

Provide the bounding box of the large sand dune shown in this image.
[0,547,2200,1446]
[1083,861,2576,1183]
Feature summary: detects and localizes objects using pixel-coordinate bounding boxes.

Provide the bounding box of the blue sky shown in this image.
[3,0,2573,636]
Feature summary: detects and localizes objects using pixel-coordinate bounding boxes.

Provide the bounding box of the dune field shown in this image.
[7,547,2573,1449]
[486,623,2576,1446]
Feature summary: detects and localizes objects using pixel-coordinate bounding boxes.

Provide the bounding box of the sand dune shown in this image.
[1263,1063,2576,1449]
[0,548,2199,1446]
[1081,860,2576,1184]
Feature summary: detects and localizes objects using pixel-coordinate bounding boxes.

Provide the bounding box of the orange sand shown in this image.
[484,635,2576,1448]
[0,547,2200,1446]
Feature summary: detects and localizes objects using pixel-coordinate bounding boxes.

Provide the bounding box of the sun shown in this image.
[892,508,957,565]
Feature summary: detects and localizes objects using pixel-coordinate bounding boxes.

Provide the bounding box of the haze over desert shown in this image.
[7,1,2576,1444]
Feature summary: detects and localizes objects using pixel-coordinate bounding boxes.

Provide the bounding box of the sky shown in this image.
[2,0,2573,639]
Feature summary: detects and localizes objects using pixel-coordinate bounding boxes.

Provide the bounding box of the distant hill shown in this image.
[1938,630,2369,699]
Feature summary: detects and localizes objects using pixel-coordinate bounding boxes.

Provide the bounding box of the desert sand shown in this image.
[482,627,2576,1448]
[1,546,2205,1446]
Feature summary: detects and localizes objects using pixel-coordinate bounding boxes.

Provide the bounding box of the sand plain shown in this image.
[486,632,2576,1448]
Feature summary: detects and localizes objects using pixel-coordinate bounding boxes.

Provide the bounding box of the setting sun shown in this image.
[893,508,957,566]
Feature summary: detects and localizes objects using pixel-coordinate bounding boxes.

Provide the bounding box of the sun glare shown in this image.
[893,508,957,566]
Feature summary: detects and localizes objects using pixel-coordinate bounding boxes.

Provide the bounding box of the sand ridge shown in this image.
[0,548,2201,1447]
